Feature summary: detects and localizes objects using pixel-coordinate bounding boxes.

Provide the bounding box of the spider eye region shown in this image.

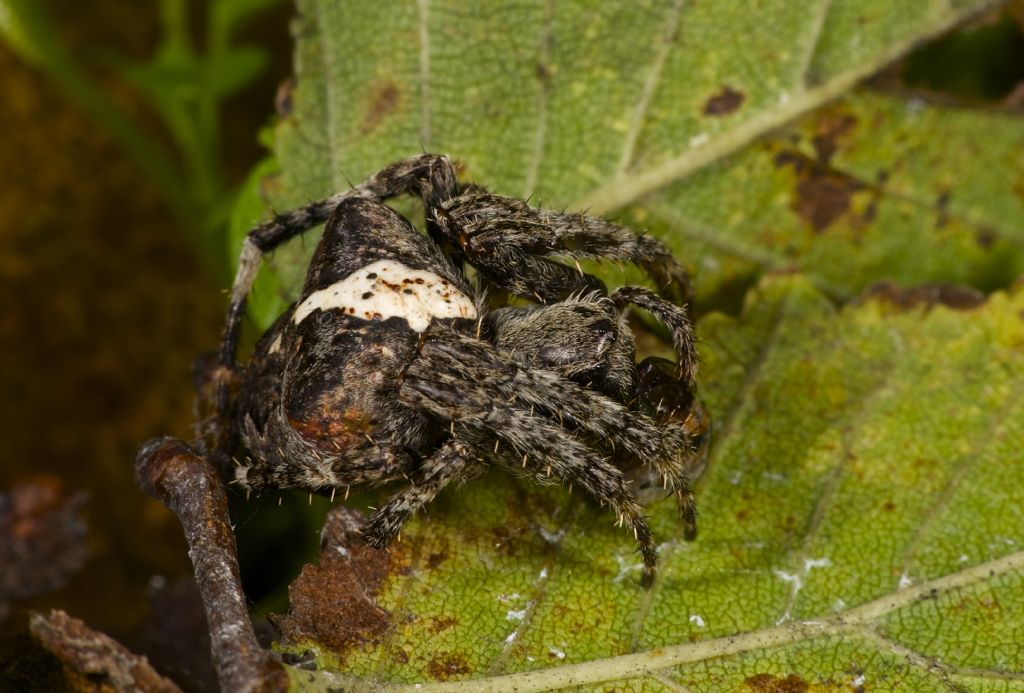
[292,259,477,332]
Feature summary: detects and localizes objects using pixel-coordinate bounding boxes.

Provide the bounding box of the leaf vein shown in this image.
[613,0,686,178]
[523,0,553,198]
[378,551,1024,691]
[796,0,833,88]
[417,0,432,149]
[896,377,1024,582]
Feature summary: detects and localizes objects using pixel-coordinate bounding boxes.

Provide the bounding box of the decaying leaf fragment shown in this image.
[274,506,396,659]
[30,610,181,693]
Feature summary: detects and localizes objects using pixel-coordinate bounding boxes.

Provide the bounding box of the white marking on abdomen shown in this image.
[293,259,476,332]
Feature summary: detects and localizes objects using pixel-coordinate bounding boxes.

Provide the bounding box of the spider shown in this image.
[212,154,710,586]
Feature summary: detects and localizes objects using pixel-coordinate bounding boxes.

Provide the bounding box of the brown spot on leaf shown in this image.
[429,615,458,633]
[274,506,393,657]
[426,652,471,680]
[811,112,858,165]
[952,595,1001,620]
[935,189,952,228]
[703,86,745,116]
[862,281,987,311]
[774,151,865,232]
[882,500,896,512]
[427,551,447,569]
[360,80,401,135]
[975,228,997,249]
[744,673,810,692]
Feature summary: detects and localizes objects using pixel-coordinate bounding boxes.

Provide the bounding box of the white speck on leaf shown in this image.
[613,554,644,583]
[689,614,706,628]
[775,570,800,588]
[548,646,565,659]
[538,526,567,544]
[506,609,527,622]
[898,572,913,589]
[804,557,831,571]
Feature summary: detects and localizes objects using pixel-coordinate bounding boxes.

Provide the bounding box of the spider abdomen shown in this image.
[293,259,476,332]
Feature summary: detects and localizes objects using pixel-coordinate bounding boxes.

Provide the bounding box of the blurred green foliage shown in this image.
[0,0,284,276]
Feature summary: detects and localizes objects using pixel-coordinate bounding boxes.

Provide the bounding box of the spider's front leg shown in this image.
[431,190,692,305]
[486,288,706,539]
[397,328,691,585]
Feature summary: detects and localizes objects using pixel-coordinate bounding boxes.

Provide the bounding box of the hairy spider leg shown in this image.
[630,356,707,540]
[610,286,698,386]
[609,285,702,537]
[423,326,699,545]
[401,328,678,579]
[420,329,689,466]
[398,357,659,585]
[217,154,461,421]
[360,439,474,548]
[433,190,692,305]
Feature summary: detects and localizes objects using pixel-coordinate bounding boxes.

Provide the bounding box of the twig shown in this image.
[135,437,288,693]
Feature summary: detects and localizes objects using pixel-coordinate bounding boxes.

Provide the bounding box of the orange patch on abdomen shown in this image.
[289,407,375,449]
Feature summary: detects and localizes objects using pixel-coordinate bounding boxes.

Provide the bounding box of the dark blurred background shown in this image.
[0,1,1022,690]
[0,1,294,688]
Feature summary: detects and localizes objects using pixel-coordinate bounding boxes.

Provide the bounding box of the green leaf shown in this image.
[280,277,1024,690]
[221,0,1024,688]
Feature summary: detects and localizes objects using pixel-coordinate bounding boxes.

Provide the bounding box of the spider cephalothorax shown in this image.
[214,154,709,586]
